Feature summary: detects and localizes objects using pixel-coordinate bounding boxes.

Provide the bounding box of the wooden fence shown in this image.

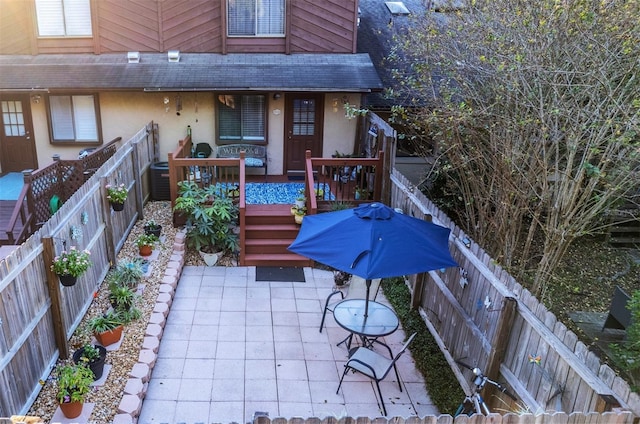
[0,122,157,417]
[389,169,640,418]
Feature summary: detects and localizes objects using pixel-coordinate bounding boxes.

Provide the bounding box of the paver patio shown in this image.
[137,266,438,423]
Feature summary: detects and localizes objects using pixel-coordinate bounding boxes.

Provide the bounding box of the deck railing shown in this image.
[304,150,385,215]
[2,138,120,246]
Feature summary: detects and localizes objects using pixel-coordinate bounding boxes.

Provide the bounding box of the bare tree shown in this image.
[388,0,640,295]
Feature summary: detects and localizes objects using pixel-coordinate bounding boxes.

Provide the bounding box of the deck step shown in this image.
[243,253,312,267]
[244,238,296,255]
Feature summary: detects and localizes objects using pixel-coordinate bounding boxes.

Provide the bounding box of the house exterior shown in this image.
[0,0,382,177]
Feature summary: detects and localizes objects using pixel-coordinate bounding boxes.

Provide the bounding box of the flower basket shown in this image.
[106,183,128,211]
[51,247,91,279]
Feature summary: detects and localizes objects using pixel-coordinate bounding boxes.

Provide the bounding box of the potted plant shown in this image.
[72,343,107,380]
[107,258,144,289]
[56,363,94,418]
[106,183,128,211]
[143,219,162,237]
[333,270,352,287]
[50,247,91,287]
[135,233,158,256]
[295,189,306,208]
[294,206,306,225]
[355,187,370,200]
[87,310,125,347]
[108,284,137,312]
[173,181,239,266]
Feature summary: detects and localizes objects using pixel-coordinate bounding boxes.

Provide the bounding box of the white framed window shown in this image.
[48,94,100,143]
[35,0,92,37]
[227,0,285,36]
[217,94,266,144]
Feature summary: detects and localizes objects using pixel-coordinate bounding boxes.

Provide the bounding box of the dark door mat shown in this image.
[256,266,306,282]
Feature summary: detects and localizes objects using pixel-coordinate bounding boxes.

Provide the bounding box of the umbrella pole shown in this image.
[364,279,371,318]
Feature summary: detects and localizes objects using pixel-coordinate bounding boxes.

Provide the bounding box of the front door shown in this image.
[284,93,324,174]
[0,94,38,173]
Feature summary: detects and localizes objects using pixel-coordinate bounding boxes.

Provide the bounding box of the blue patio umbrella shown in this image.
[288,202,458,317]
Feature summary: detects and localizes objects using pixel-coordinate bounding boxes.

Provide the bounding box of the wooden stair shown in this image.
[242,204,313,267]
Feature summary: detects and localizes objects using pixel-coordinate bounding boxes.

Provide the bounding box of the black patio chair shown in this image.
[336,332,417,416]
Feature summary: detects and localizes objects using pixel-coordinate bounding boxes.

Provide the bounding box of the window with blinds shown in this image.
[218,95,266,144]
[228,0,285,36]
[49,95,99,143]
[35,0,92,37]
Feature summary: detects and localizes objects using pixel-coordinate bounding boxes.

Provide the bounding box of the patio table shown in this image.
[332,298,399,356]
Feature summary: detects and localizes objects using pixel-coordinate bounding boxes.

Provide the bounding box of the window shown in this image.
[35,0,92,37]
[48,94,100,143]
[217,94,266,144]
[228,0,285,36]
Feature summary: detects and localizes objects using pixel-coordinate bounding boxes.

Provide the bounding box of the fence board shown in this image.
[390,169,637,417]
[0,122,155,416]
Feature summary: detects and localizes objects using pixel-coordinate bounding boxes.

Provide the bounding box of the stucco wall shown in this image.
[30,91,359,174]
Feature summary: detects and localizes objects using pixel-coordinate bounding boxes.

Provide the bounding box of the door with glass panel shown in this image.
[0,94,37,173]
[284,94,324,175]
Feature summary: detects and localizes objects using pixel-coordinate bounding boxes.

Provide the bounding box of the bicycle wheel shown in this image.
[454,399,477,416]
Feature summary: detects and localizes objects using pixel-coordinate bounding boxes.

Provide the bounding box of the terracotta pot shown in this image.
[139,245,153,256]
[58,274,77,287]
[59,401,83,418]
[94,325,124,347]
[111,201,124,212]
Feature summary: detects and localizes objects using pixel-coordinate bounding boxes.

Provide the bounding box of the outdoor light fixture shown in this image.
[167,50,180,62]
[273,93,281,100]
[31,94,41,104]
[127,51,140,63]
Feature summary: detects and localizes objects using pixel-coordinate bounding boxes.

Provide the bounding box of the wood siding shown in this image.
[289,0,357,53]
[0,0,356,55]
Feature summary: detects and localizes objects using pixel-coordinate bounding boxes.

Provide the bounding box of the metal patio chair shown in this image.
[319,275,381,332]
[336,332,417,416]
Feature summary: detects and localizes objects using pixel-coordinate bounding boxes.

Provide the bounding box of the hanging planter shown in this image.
[110,201,125,212]
[106,183,128,212]
[51,247,91,287]
[58,274,77,287]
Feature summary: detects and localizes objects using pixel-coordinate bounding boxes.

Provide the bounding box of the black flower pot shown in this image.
[144,225,162,238]
[58,274,77,287]
[73,345,107,380]
[111,201,124,212]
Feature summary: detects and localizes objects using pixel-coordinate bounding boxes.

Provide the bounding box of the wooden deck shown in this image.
[0,199,22,246]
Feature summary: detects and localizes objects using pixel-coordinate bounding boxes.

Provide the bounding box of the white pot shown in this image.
[295,199,306,208]
[199,250,219,266]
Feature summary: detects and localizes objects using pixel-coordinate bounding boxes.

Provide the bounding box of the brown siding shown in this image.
[98,0,161,52]
[0,1,33,54]
[0,0,357,55]
[161,1,222,52]
[289,0,357,53]
[225,38,286,53]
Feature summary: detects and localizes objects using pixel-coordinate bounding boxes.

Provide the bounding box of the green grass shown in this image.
[382,277,464,414]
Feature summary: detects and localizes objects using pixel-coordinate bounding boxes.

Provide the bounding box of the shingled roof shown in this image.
[0,53,383,93]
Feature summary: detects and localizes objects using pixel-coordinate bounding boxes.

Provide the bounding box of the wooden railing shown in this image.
[3,138,120,246]
[167,137,248,263]
[303,150,385,215]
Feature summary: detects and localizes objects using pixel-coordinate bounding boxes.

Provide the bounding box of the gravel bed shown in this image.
[27,201,181,423]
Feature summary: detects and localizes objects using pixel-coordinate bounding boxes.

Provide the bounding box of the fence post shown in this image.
[100,177,117,264]
[42,236,70,359]
[132,141,144,220]
[484,296,517,406]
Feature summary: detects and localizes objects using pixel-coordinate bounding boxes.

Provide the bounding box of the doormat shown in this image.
[256,266,306,282]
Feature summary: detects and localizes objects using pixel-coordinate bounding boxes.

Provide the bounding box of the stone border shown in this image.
[112,230,187,424]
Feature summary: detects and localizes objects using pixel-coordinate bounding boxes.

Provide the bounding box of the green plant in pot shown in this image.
[143,219,162,237]
[135,233,158,257]
[87,310,125,347]
[72,343,107,380]
[108,283,141,324]
[173,181,239,266]
[56,363,94,418]
[107,258,144,289]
